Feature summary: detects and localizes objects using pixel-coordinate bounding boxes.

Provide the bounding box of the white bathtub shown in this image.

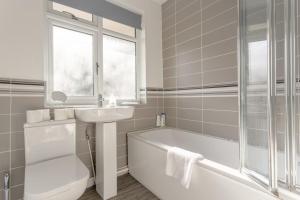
[128,128,299,200]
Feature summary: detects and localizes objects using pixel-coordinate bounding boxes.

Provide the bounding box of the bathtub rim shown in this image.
[127,127,298,200]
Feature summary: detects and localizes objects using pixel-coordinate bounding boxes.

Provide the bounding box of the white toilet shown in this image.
[24,119,89,200]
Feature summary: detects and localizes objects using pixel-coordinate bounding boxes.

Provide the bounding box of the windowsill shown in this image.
[119,101,141,106]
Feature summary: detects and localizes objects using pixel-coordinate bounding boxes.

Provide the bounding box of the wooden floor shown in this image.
[79,174,160,200]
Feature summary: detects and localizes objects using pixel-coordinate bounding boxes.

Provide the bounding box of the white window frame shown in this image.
[45,2,141,106]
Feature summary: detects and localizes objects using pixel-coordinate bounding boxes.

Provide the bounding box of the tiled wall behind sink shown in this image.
[0,79,163,200]
[162,0,240,141]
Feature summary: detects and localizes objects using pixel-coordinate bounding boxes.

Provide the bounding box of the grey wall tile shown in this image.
[117,133,127,146]
[177,119,202,133]
[117,156,127,169]
[164,77,177,89]
[10,167,25,187]
[202,0,218,8]
[0,115,10,133]
[177,48,201,66]
[117,144,127,158]
[176,0,200,22]
[162,3,175,19]
[78,153,93,168]
[0,96,10,114]
[203,67,237,86]
[11,133,24,151]
[0,152,10,171]
[202,37,237,59]
[11,114,26,132]
[202,0,237,21]
[203,96,238,111]
[178,108,202,121]
[203,110,238,126]
[0,134,10,152]
[162,0,239,140]
[164,107,177,118]
[163,15,176,32]
[164,97,177,108]
[177,97,202,109]
[11,96,44,114]
[163,25,176,41]
[11,150,25,168]
[202,52,237,71]
[177,36,201,54]
[117,120,134,133]
[176,0,199,12]
[203,122,239,141]
[134,108,158,119]
[164,67,177,78]
[176,11,201,34]
[176,22,201,44]
[177,73,202,88]
[202,22,237,47]
[166,117,177,127]
[10,185,24,200]
[163,56,176,68]
[163,35,176,49]
[162,0,175,12]
[134,118,156,131]
[163,46,176,58]
[202,6,237,34]
[76,139,90,154]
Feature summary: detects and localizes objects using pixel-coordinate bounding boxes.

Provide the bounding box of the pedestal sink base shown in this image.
[75,107,134,200]
[95,122,117,200]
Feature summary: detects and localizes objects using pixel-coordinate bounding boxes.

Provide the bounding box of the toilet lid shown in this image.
[25,155,89,199]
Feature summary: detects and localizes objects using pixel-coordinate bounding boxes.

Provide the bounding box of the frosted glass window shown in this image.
[103,35,136,100]
[248,40,268,84]
[53,2,93,22]
[52,26,94,96]
[103,18,135,38]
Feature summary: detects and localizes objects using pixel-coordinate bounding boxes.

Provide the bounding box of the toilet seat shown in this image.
[24,155,89,200]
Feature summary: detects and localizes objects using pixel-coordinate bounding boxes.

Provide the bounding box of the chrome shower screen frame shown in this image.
[239,0,299,195]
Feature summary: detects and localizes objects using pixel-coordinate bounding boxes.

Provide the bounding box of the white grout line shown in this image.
[173,0,178,129]
[200,0,204,136]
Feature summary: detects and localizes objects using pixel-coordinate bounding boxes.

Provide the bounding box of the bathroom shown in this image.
[0,0,300,199]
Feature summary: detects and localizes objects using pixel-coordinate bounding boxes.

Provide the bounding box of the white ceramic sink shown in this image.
[75,106,134,200]
[75,106,134,123]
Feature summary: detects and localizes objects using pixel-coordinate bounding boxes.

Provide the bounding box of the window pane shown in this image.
[103,35,136,100]
[103,18,135,38]
[52,2,93,22]
[53,26,94,96]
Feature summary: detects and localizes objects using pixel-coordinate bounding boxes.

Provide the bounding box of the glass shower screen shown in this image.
[239,0,299,194]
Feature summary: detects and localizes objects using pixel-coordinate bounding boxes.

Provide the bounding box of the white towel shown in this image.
[166,147,203,189]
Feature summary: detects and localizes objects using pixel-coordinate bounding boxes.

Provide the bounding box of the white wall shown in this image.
[111,0,163,88]
[0,0,163,88]
[0,0,45,81]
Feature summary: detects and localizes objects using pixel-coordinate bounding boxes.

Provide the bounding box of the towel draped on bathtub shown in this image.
[165,147,204,189]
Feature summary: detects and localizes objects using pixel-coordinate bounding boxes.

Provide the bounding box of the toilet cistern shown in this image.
[23,119,89,200]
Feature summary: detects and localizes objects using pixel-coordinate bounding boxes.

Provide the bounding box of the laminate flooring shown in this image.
[79,174,160,200]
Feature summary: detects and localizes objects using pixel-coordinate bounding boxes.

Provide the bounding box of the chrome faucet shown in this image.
[98,94,104,107]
